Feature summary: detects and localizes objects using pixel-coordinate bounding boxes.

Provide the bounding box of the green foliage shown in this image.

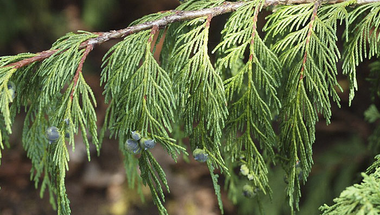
[263,1,355,210]
[139,151,170,215]
[343,2,380,103]
[0,67,17,162]
[222,136,367,215]
[320,165,380,215]
[319,3,380,212]
[164,1,229,196]
[2,1,380,215]
[215,0,280,200]
[101,26,186,214]
[207,160,224,214]
[170,15,228,168]
[0,32,101,214]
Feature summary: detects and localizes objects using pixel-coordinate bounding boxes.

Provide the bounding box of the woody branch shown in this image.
[2,0,380,69]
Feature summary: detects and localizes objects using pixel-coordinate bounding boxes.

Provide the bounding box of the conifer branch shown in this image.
[1,1,380,215]
[86,1,245,46]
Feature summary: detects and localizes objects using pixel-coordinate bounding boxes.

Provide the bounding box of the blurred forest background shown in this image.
[0,0,379,215]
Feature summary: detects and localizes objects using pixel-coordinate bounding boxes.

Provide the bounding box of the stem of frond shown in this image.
[6,50,58,69]
[148,25,159,43]
[70,44,93,100]
[300,1,319,80]
[249,3,260,61]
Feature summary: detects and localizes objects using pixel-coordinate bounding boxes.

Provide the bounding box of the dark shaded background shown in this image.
[0,0,379,215]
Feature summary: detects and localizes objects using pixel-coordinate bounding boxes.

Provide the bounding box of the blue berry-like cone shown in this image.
[125,139,141,154]
[46,126,60,142]
[131,131,141,141]
[7,81,16,101]
[7,81,15,91]
[141,139,156,150]
[193,148,208,162]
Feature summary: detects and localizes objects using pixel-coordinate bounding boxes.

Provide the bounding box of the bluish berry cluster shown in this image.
[46,126,60,143]
[125,131,156,154]
[192,148,208,162]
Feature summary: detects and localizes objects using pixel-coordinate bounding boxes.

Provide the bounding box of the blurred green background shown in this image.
[0,0,379,215]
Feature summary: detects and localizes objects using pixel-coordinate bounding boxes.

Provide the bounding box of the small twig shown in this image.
[148,25,160,43]
[70,44,93,100]
[83,1,246,48]
[6,50,58,69]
